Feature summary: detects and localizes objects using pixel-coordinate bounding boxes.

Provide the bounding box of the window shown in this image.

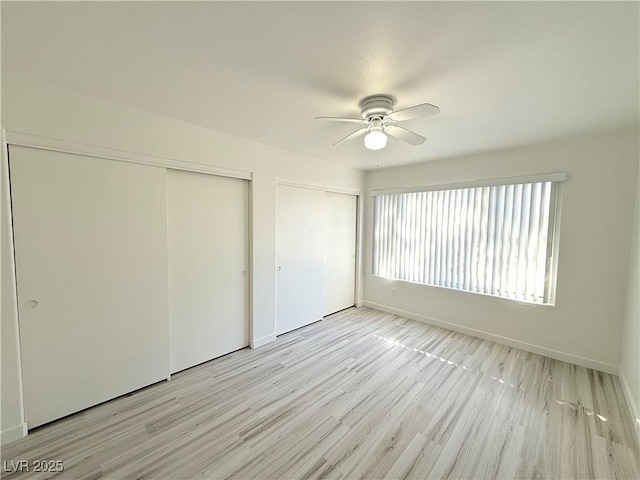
[372,174,565,305]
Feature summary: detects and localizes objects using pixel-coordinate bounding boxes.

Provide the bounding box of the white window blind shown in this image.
[372,177,562,304]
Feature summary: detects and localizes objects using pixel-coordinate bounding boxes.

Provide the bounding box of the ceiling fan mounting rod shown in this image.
[369,117,384,131]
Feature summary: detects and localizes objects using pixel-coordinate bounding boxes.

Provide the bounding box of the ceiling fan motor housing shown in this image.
[359,94,394,120]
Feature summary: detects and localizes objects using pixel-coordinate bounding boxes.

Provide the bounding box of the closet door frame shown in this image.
[6,131,252,181]
[4,132,256,381]
[275,176,362,327]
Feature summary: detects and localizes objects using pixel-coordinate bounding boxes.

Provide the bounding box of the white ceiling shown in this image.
[2,2,638,170]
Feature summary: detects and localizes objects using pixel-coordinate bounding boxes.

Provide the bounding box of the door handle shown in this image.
[277,266,282,271]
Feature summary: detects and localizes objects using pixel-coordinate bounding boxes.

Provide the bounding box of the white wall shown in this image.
[0,74,364,441]
[620,163,640,441]
[365,130,639,373]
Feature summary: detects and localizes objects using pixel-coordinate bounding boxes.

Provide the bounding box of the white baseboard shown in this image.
[1,422,27,445]
[251,333,276,349]
[363,301,619,375]
[619,367,640,444]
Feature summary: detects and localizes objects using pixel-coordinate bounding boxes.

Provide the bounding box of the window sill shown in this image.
[370,274,556,307]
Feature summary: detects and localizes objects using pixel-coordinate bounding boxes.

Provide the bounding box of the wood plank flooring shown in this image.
[2,307,639,479]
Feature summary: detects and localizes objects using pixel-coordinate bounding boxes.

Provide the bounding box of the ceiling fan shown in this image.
[316,94,440,151]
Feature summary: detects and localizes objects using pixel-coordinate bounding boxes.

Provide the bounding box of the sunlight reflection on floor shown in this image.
[371,333,609,422]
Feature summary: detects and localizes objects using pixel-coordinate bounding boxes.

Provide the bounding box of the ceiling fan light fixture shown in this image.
[364,118,387,150]
[364,130,387,150]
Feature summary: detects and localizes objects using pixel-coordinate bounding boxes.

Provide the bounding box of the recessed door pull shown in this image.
[25,299,39,309]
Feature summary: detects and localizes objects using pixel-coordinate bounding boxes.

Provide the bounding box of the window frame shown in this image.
[371,173,565,306]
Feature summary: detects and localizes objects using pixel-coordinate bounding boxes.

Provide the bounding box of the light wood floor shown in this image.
[2,307,639,479]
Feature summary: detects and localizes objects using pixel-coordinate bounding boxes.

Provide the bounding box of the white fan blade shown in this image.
[388,102,440,122]
[333,127,369,146]
[315,116,367,123]
[385,124,426,145]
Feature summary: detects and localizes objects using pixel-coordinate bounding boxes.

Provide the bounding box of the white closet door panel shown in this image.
[167,170,249,374]
[9,146,170,428]
[324,192,357,316]
[276,185,324,335]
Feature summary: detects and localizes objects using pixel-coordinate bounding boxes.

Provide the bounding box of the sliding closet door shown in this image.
[276,185,324,335]
[10,146,170,428]
[167,170,249,373]
[324,192,357,315]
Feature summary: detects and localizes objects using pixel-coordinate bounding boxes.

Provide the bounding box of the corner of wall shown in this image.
[0,423,27,445]
[619,366,640,444]
[250,333,277,349]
